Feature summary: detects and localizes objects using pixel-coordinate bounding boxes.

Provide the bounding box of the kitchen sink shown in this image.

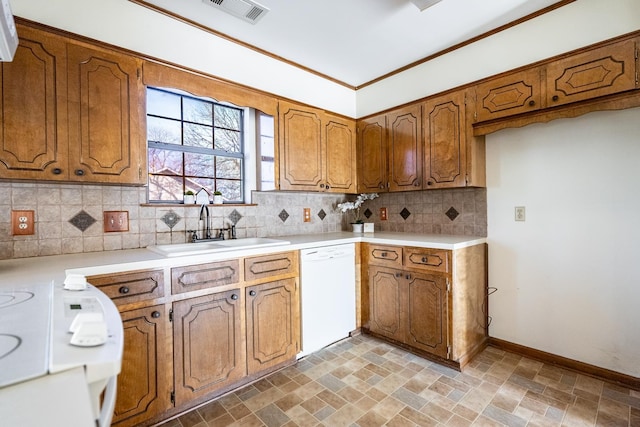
[147,238,290,257]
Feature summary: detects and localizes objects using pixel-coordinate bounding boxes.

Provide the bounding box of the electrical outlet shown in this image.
[515,206,526,221]
[303,208,311,223]
[104,211,129,232]
[11,210,35,235]
[380,207,388,221]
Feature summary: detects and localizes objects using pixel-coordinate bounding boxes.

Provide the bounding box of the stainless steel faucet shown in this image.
[199,204,210,239]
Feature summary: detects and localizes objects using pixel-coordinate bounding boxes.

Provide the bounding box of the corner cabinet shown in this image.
[364,243,487,369]
[0,24,146,185]
[278,101,357,193]
[357,114,388,193]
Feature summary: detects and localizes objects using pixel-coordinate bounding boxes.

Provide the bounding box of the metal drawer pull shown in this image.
[119,286,129,294]
[231,294,238,300]
[151,311,160,318]
[381,252,387,257]
[421,257,427,263]
[249,290,256,296]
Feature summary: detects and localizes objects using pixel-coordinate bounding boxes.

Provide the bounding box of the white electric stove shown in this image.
[0,279,123,426]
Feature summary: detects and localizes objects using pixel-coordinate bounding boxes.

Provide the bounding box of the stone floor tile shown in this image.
[323,403,365,427]
[489,391,519,413]
[482,404,527,427]
[355,409,388,427]
[230,413,265,427]
[179,410,206,427]
[446,414,473,427]
[421,400,454,423]
[337,385,365,402]
[198,401,228,422]
[274,393,304,412]
[372,395,406,420]
[317,389,348,410]
[228,403,253,421]
[392,387,428,410]
[398,406,439,426]
[301,396,327,414]
[453,403,479,422]
[208,412,236,427]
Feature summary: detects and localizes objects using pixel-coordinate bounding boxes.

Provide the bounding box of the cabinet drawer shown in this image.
[88,269,164,306]
[244,251,297,282]
[403,247,450,274]
[367,244,403,268]
[171,259,240,294]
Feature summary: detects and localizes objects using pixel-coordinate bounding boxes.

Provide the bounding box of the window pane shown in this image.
[185,152,214,177]
[217,180,241,201]
[148,148,183,174]
[215,129,241,153]
[147,89,181,119]
[191,178,215,198]
[259,114,274,136]
[183,97,212,125]
[148,175,183,201]
[184,123,213,149]
[260,135,274,158]
[261,161,275,191]
[214,105,241,130]
[216,157,241,179]
[147,117,181,145]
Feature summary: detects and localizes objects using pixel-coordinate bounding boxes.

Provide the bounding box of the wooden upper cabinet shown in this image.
[357,114,387,193]
[324,114,357,193]
[546,38,639,107]
[66,42,145,184]
[475,67,543,122]
[278,101,356,193]
[0,25,68,180]
[387,105,422,191]
[423,90,467,188]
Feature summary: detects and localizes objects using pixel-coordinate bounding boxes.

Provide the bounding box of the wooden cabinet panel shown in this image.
[0,25,68,180]
[546,38,638,107]
[278,101,323,191]
[88,269,164,306]
[404,247,451,274]
[367,244,403,268]
[368,266,405,342]
[423,91,467,188]
[171,259,240,294]
[246,278,299,375]
[387,105,422,191]
[173,290,245,405]
[325,115,357,192]
[475,67,543,122]
[406,272,448,359]
[113,305,171,426]
[244,251,297,283]
[358,114,387,193]
[67,42,144,184]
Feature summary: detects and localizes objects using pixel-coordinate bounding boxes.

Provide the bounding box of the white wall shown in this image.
[486,107,640,377]
[356,0,640,117]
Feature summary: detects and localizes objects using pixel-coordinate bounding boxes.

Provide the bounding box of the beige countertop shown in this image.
[0,232,486,287]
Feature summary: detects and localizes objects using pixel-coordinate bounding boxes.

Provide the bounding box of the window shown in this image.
[258,112,275,191]
[146,87,244,203]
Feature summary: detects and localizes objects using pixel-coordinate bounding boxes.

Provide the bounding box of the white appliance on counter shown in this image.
[299,243,356,358]
[0,279,123,426]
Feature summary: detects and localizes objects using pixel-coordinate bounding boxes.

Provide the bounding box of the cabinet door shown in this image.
[357,114,387,192]
[475,67,543,122]
[278,101,323,191]
[405,272,449,359]
[387,105,422,191]
[246,278,299,375]
[423,90,467,188]
[324,114,357,193]
[0,25,68,180]
[113,305,171,427]
[546,38,638,107]
[173,290,245,405]
[67,42,145,184]
[368,266,405,342]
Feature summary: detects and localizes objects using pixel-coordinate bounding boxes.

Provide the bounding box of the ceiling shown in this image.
[134,0,567,88]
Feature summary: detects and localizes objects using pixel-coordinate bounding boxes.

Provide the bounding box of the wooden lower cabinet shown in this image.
[369,266,405,342]
[112,305,172,427]
[173,289,245,406]
[246,278,300,375]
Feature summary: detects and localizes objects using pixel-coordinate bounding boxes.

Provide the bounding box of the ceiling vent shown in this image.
[410,0,443,11]
[202,0,269,24]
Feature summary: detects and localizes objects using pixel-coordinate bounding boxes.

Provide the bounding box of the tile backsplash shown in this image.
[0,182,486,260]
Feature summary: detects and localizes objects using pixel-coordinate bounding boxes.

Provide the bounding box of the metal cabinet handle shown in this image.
[151,311,160,318]
[528,100,535,106]
[249,290,256,297]
[381,252,387,258]
[552,95,559,102]
[325,184,330,190]
[426,180,433,186]
[421,257,427,263]
[320,183,325,189]
[231,294,238,300]
[52,168,62,175]
[119,286,130,294]
[75,169,85,176]
[405,274,412,280]
[395,272,402,278]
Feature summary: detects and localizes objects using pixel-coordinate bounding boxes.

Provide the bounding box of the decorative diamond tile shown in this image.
[278,209,289,223]
[317,209,326,220]
[364,208,372,219]
[400,207,411,220]
[69,210,96,232]
[228,209,243,225]
[161,210,181,229]
[446,206,460,221]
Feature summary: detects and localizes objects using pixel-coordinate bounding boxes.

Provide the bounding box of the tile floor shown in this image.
[157,335,640,427]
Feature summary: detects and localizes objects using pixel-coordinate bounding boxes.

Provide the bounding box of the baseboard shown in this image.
[489,337,640,391]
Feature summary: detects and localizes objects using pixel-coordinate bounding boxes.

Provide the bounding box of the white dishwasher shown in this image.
[299,243,356,358]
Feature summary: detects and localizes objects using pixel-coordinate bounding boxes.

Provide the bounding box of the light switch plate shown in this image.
[303,208,311,223]
[515,206,526,221]
[380,207,388,221]
[104,211,129,232]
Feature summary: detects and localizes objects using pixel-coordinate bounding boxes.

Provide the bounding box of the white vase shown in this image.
[183,195,195,204]
[351,223,364,233]
[213,195,223,205]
